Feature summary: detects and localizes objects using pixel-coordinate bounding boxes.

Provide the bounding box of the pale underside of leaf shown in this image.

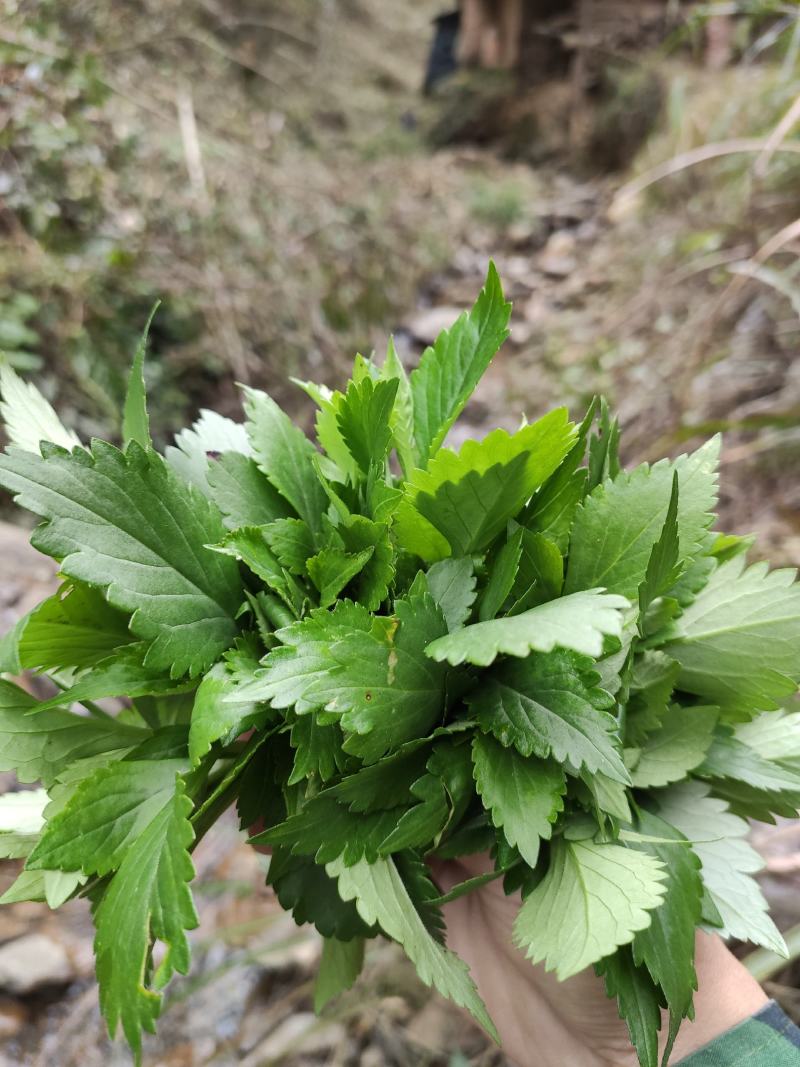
[0,363,81,454]
[425,589,628,667]
[655,780,786,954]
[514,839,667,979]
[629,705,718,788]
[665,557,800,718]
[327,855,497,1040]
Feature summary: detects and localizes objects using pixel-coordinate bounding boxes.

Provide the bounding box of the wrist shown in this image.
[667,933,767,1062]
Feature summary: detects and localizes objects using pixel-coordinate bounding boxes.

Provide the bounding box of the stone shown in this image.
[379,994,411,1022]
[0,997,26,1038]
[0,933,74,994]
[242,1013,345,1066]
[295,1018,347,1055]
[538,230,577,277]
[405,306,464,346]
[406,1000,453,1052]
[360,1049,384,1067]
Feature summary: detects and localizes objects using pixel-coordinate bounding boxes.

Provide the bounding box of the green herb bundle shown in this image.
[0,265,799,1066]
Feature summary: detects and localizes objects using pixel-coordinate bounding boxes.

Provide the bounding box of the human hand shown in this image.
[432,853,768,1067]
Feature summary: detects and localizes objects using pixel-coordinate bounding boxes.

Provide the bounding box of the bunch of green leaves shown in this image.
[0,264,798,1066]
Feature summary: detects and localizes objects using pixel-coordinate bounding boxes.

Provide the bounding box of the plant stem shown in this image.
[261,594,295,629]
[134,696,162,731]
[48,674,118,724]
[79,698,119,723]
[743,923,800,983]
[190,731,268,844]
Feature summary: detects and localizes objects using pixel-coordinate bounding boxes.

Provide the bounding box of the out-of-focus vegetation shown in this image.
[0,0,480,441]
[1,0,798,456]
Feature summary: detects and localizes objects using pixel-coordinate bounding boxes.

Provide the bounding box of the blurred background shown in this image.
[0,0,798,1063]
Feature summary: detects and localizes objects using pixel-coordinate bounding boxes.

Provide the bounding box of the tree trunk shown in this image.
[518,0,575,84]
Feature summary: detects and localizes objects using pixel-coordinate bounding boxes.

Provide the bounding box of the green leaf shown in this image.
[629,705,718,788]
[735,710,800,761]
[254,794,402,866]
[122,302,159,449]
[508,529,563,611]
[0,613,25,674]
[638,472,682,623]
[244,387,327,537]
[0,788,47,858]
[207,452,292,529]
[305,593,450,763]
[565,438,719,599]
[288,715,345,784]
[410,261,511,465]
[382,337,417,476]
[593,615,636,699]
[472,733,565,866]
[626,652,680,746]
[522,427,589,555]
[583,772,632,822]
[32,645,192,714]
[209,526,305,614]
[427,738,473,826]
[188,661,261,767]
[513,838,667,979]
[337,516,394,611]
[166,410,251,495]
[328,855,497,1039]
[1,868,86,908]
[27,757,188,875]
[420,557,476,631]
[94,779,197,1058]
[18,581,134,672]
[664,557,800,719]
[655,780,786,953]
[292,379,358,483]
[587,396,621,490]
[598,947,662,1067]
[267,847,376,941]
[696,730,800,797]
[630,810,702,1034]
[326,745,429,813]
[394,850,447,943]
[467,652,630,783]
[308,547,374,608]
[0,441,242,678]
[337,375,398,474]
[0,679,145,787]
[232,601,373,713]
[262,518,315,575]
[478,527,522,621]
[395,411,576,561]
[378,773,449,854]
[669,553,716,609]
[315,937,364,1012]
[710,531,755,564]
[425,588,628,667]
[367,479,402,524]
[0,362,81,454]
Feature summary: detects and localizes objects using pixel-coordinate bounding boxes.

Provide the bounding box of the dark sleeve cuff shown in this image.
[677,1001,800,1065]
